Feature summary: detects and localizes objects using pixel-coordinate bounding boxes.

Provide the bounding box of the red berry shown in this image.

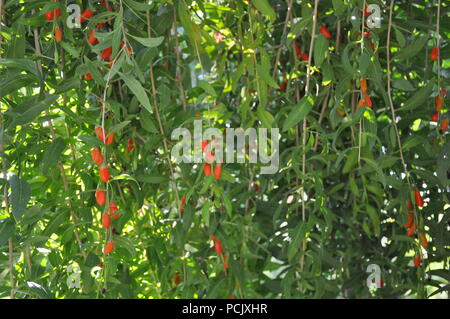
[44,10,55,21]
[104,240,114,254]
[214,164,222,181]
[95,127,106,142]
[403,213,413,229]
[414,189,424,207]
[96,190,106,206]
[431,112,439,122]
[180,196,186,212]
[407,223,415,237]
[430,47,439,61]
[105,133,115,145]
[80,9,93,23]
[441,119,449,133]
[419,232,429,249]
[55,8,61,18]
[109,201,118,214]
[91,148,104,166]
[203,163,212,177]
[173,272,180,286]
[102,212,111,228]
[319,26,331,39]
[85,72,92,81]
[413,255,421,267]
[100,167,110,182]
[88,30,98,45]
[101,46,113,60]
[215,238,223,255]
[279,81,287,92]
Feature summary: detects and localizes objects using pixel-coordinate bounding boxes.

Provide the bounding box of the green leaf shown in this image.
[124,0,154,11]
[253,0,276,22]
[198,80,217,97]
[393,78,415,91]
[109,120,131,135]
[59,42,80,59]
[257,107,274,129]
[400,79,435,111]
[130,35,164,48]
[10,95,58,126]
[10,175,31,220]
[120,73,152,112]
[256,63,278,89]
[393,35,428,60]
[314,35,328,67]
[282,95,314,132]
[41,138,66,175]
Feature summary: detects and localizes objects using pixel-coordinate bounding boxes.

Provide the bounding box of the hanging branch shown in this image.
[32,13,86,260]
[299,0,320,274]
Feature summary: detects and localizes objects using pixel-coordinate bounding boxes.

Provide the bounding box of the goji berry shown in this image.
[214,164,222,181]
[101,46,112,60]
[105,133,115,145]
[441,119,449,133]
[413,255,421,267]
[430,47,439,61]
[414,189,424,207]
[319,26,331,39]
[100,167,110,182]
[204,163,212,177]
[80,9,93,23]
[104,240,114,254]
[88,30,98,45]
[54,27,62,43]
[102,212,111,228]
[419,232,428,249]
[91,148,104,166]
[96,190,106,206]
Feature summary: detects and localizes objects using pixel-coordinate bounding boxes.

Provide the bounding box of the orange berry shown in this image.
[104,240,114,254]
[203,163,212,177]
[430,47,439,61]
[95,127,106,143]
[44,10,55,21]
[407,223,415,237]
[441,119,449,133]
[101,46,112,60]
[360,78,367,93]
[96,190,106,206]
[364,93,372,107]
[91,148,104,166]
[431,112,439,122]
[403,213,413,229]
[419,232,428,249]
[180,196,186,212]
[414,189,424,207]
[435,96,444,112]
[88,30,98,45]
[413,255,421,267]
[54,27,62,43]
[102,212,111,228]
[214,164,222,181]
[105,134,115,145]
[214,238,223,255]
[173,272,180,286]
[319,26,331,39]
[80,8,93,23]
[99,167,110,182]
[109,201,118,214]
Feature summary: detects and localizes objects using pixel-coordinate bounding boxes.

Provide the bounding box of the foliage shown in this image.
[0,0,449,299]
